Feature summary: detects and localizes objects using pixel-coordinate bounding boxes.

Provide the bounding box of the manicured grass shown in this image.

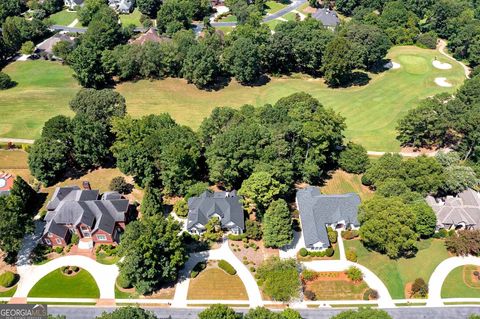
[28,268,100,298]
[283,12,298,21]
[344,239,450,299]
[0,46,465,151]
[265,1,289,14]
[0,286,17,297]
[96,252,120,265]
[218,15,237,22]
[48,10,77,26]
[305,273,369,300]
[0,60,78,139]
[0,150,32,182]
[187,267,248,300]
[321,170,374,201]
[119,9,142,27]
[115,285,139,299]
[264,19,283,30]
[441,265,480,298]
[215,26,235,34]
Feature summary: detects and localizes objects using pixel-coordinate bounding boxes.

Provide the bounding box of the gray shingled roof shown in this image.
[44,187,128,237]
[187,191,244,230]
[427,188,480,228]
[297,187,360,247]
[312,8,340,27]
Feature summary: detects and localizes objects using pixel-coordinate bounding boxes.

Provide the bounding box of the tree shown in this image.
[156,0,193,35]
[401,156,445,195]
[20,41,35,55]
[117,215,187,294]
[346,266,363,281]
[69,89,126,123]
[198,304,240,319]
[411,278,428,297]
[78,0,109,26]
[0,72,15,90]
[223,37,262,84]
[359,196,418,258]
[338,142,369,174]
[331,308,392,319]
[185,182,210,199]
[263,199,293,248]
[136,0,162,18]
[245,220,262,240]
[28,138,69,186]
[82,6,122,51]
[141,186,164,217]
[0,0,21,24]
[335,0,360,15]
[68,44,111,88]
[322,36,358,87]
[182,41,220,88]
[361,153,403,187]
[52,40,74,61]
[442,165,479,195]
[244,307,281,319]
[0,177,37,263]
[109,176,130,194]
[280,309,302,319]
[41,115,73,147]
[71,115,111,169]
[256,257,300,301]
[376,178,410,198]
[445,230,480,256]
[239,172,285,215]
[95,307,157,319]
[203,217,223,242]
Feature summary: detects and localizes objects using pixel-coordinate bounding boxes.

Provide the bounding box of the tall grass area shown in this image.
[0,46,465,151]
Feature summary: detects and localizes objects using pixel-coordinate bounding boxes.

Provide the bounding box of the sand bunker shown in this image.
[432,60,452,70]
[384,61,401,70]
[435,77,452,87]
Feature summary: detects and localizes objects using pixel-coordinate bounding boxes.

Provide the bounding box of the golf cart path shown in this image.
[437,40,470,79]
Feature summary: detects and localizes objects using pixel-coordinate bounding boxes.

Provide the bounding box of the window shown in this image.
[47,232,53,238]
[55,238,62,245]
[44,238,51,245]
[97,234,107,241]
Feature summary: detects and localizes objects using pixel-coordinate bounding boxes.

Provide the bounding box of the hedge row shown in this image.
[299,247,334,258]
[218,260,236,275]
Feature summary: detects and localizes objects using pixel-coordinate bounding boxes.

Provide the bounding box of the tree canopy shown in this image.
[262,199,293,248]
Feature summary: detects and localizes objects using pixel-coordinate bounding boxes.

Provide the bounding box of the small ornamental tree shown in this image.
[338,142,370,174]
[0,72,15,90]
[20,41,35,55]
[411,277,428,297]
[198,304,240,319]
[109,176,130,194]
[445,230,480,256]
[346,266,363,282]
[256,257,300,302]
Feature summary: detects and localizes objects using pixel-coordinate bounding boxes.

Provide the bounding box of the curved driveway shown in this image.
[14,255,119,300]
[172,240,263,308]
[427,256,480,307]
[302,260,395,308]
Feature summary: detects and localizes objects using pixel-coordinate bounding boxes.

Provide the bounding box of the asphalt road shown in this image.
[48,306,480,319]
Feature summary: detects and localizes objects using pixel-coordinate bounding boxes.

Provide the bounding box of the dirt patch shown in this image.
[404,282,413,298]
[0,252,17,275]
[303,272,368,301]
[302,6,316,13]
[144,284,176,299]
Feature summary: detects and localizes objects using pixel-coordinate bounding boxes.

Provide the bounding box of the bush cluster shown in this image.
[117,274,132,289]
[96,244,117,256]
[302,269,318,282]
[346,248,358,262]
[300,247,335,258]
[0,271,16,288]
[342,229,359,240]
[227,233,247,241]
[218,260,236,275]
[190,261,206,278]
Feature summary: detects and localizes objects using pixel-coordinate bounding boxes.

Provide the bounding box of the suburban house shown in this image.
[296,187,361,250]
[36,33,75,58]
[312,8,340,29]
[129,28,172,46]
[108,0,134,14]
[42,186,130,247]
[426,188,480,230]
[0,173,14,197]
[64,0,84,9]
[187,190,244,235]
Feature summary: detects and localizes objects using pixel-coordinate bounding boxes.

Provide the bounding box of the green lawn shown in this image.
[0,46,465,151]
[0,286,17,297]
[48,10,77,26]
[442,265,480,298]
[344,239,450,299]
[96,252,120,265]
[218,15,237,22]
[264,19,283,30]
[321,170,374,201]
[28,268,100,298]
[119,9,142,27]
[283,12,298,21]
[305,273,369,300]
[265,1,289,14]
[115,285,139,299]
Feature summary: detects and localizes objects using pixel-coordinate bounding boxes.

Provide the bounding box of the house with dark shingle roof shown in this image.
[296,187,360,250]
[187,190,244,235]
[64,0,84,10]
[42,186,130,247]
[426,188,480,230]
[312,8,340,29]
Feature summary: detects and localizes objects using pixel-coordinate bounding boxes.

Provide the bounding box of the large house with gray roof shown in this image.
[64,0,84,9]
[312,8,340,29]
[296,187,360,250]
[187,191,244,235]
[426,188,480,230]
[42,186,130,247]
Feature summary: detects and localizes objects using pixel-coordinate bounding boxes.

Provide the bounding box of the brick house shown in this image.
[42,186,130,247]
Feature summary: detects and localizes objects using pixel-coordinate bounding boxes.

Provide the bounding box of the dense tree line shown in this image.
[337,0,480,66]
[396,74,480,176]
[28,89,126,185]
[0,177,38,263]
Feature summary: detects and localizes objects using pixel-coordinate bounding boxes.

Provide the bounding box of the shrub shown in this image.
[218,260,236,275]
[173,199,188,217]
[250,266,256,272]
[299,248,308,257]
[338,142,370,174]
[109,176,131,194]
[416,31,437,49]
[328,229,337,244]
[71,233,79,245]
[346,266,363,282]
[363,288,378,300]
[20,41,35,55]
[446,230,480,256]
[61,266,69,274]
[411,277,428,297]
[72,266,79,272]
[437,228,448,238]
[325,247,334,257]
[304,290,316,300]
[0,272,16,288]
[245,219,262,240]
[54,246,63,254]
[190,261,206,278]
[302,269,317,281]
[228,233,246,241]
[117,274,132,289]
[342,230,358,240]
[0,72,15,90]
[346,248,357,262]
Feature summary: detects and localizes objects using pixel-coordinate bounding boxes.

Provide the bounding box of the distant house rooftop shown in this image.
[36,33,75,56]
[129,28,172,46]
[426,188,480,230]
[312,8,340,28]
[296,187,360,249]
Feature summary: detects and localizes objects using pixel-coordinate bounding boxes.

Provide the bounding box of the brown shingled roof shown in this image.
[129,28,172,46]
